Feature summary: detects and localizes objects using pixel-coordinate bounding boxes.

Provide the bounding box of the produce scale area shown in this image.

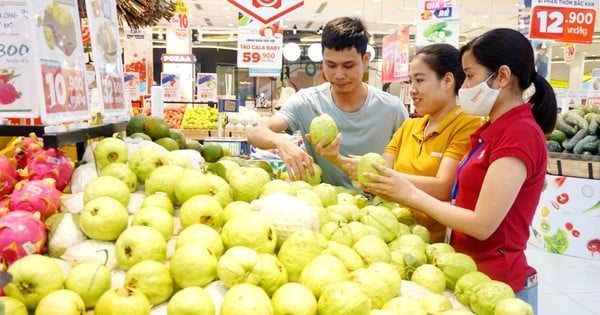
[1,0,600,314]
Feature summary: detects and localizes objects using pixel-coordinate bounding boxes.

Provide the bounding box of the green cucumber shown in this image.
[423,21,447,37]
[565,111,589,130]
[582,139,600,154]
[555,114,577,138]
[567,129,590,152]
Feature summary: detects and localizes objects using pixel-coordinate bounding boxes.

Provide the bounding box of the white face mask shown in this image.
[458,73,500,116]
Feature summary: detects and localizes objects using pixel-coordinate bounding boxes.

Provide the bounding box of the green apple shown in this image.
[176,223,224,257]
[124,260,174,305]
[169,244,218,288]
[93,137,128,170]
[64,261,111,308]
[34,289,85,315]
[357,152,387,184]
[220,212,277,254]
[100,162,138,192]
[167,286,215,315]
[4,254,64,310]
[228,166,271,202]
[173,169,211,204]
[79,196,129,241]
[131,206,174,240]
[309,113,338,146]
[144,164,185,204]
[141,192,174,215]
[94,287,150,315]
[179,195,224,230]
[115,226,167,270]
[83,175,131,206]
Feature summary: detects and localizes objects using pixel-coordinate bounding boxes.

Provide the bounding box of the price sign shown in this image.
[0,2,39,118]
[41,62,87,114]
[237,15,283,69]
[529,1,597,44]
[99,72,125,110]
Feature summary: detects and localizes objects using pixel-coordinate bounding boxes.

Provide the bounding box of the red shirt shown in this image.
[451,104,545,292]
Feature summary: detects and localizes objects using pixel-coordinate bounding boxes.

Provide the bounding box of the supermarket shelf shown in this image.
[181,129,248,141]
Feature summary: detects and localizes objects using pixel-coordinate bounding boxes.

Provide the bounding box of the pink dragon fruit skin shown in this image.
[9,178,61,221]
[0,210,47,266]
[13,132,44,169]
[0,155,18,197]
[24,148,74,192]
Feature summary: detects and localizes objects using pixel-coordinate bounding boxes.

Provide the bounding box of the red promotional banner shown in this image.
[381,28,410,83]
[529,0,597,44]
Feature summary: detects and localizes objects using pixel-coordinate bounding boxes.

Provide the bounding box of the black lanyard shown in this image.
[451,141,484,204]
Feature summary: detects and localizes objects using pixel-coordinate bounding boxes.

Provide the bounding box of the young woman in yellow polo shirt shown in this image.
[382,43,482,242]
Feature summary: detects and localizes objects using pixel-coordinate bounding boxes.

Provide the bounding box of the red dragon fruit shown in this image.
[0,155,18,197]
[23,148,74,192]
[13,132,44,169]
[9,178,61,221]
[0,210,47,266]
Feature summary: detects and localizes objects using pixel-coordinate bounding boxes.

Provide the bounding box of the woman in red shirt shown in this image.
[360,28,557,314]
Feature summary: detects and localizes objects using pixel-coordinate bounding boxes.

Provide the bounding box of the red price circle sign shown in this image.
[529,5,596,44]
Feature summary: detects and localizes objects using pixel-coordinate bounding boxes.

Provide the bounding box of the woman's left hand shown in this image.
[359,162,416,204]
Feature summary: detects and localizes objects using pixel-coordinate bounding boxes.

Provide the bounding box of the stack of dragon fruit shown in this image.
[0,133,75,267]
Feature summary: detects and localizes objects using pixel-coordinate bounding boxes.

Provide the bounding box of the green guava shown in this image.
[220,212,277,254]
[299,254,349,298]
[271,283,317,315]
[176,223,224,257]
[357,152,387,184]
[124,260,174,305]
[470,280,516,315]
[169,244,218,288]
[434,252,478,290]
[317,281,371,315]
[64,261,111,308]
[83,175,131,206]
[410,264,446,294]
[309,113,339,146]
[323,241,365,272]
[494,297,533,315]
[353,234,391,265]
[220,283,273,315]
[454,271,491,306]
[167,286,215,315]
[277,229,322,282]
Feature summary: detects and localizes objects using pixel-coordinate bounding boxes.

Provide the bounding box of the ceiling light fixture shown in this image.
[317,25,323,35]
[293,24,297,35]
[308,43,323,62]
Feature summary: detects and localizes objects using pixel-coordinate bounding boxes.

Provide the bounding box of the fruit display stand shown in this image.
[0,122,126,160]
[529,152,600,260]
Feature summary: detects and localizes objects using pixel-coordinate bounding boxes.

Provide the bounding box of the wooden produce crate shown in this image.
[181,129,248,140]
[547,152,600,179]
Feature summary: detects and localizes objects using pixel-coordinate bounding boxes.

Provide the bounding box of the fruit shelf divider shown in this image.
[0,122,127,160]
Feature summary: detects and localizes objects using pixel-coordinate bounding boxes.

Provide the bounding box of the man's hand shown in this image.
[277,140,313,182]
[306,133,342,162]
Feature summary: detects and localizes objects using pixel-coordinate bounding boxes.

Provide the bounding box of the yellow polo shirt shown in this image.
[384,106,483,242]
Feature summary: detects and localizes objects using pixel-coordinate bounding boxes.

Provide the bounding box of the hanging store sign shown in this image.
[529,0,597,44]
[381,28,410,83]
[227,0,304,25]
[237,15,283,69]
[415,0,460,48]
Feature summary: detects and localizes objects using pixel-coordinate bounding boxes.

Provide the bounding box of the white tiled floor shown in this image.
[526,243,600,315]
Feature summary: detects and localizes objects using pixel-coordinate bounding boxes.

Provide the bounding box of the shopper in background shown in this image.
[360,28,557,314]
[248,17,409,189]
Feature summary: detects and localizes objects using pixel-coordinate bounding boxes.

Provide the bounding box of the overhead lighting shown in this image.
[308,44,323,62]
[283,43,301,61]
[316,25,323,35]
[292,24,297,35]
